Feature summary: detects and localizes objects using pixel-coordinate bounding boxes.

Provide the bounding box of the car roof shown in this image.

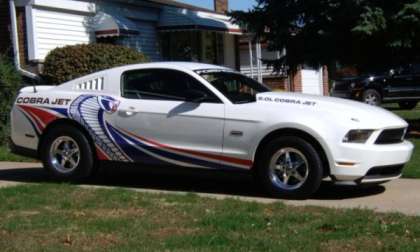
[113,62,230,72]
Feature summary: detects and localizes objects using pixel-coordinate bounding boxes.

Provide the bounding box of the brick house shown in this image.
[0,0,328,95]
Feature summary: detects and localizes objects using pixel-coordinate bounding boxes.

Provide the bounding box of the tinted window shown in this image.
[397,64,420,75]
[411,64,420,74]
[197,70,270,104]
[122,69,220,103]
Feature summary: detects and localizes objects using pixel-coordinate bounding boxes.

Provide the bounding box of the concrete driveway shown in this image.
[1,161,420,216]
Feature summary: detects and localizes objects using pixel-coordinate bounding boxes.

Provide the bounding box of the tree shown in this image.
[230,0,420,73]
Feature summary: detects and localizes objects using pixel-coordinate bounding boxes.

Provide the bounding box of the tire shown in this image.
[255,136,323,199]
[398,101,418,110]
[40,125,95,181]
[362,89,382,106]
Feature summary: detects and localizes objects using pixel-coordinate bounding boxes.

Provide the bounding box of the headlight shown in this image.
[343,130,374,143]
[350,82,356,88]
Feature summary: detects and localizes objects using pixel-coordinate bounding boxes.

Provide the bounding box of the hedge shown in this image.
[0,54,21,145]
[42,43,148,84]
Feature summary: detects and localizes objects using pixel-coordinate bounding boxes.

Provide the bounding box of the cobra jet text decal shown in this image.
[16,97,72,106]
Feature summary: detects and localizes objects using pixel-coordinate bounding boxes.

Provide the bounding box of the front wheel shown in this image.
[255,136,323,199]
[40,125,95,181]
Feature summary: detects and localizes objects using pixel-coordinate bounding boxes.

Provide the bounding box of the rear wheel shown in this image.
[256,136,323,199]
[41,125,95,181]
[362,89,382,106]
[398,101,418,110]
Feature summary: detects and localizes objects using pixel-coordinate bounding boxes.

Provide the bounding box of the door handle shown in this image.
[119,106,137,116]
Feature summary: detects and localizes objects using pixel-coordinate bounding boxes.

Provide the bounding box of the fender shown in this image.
[251,122,335,172]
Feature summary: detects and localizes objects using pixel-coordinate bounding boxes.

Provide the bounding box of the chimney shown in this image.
[214,0,228,13]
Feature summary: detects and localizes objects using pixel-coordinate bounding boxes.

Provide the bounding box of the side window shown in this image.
[122,69,221,103]
[412,64,420,75]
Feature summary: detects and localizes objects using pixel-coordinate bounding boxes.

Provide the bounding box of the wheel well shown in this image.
[37,119,97,159]
[253,128,330,177]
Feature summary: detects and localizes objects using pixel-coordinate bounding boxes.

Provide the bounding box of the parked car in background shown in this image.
[10,62,413,198]
[331,64,420,109]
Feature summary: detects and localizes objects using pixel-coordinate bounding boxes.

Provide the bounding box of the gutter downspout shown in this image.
[9,0,39,82]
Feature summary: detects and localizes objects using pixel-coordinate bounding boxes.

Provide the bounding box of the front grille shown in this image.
[365,164,404,177]
[375,128,406,144]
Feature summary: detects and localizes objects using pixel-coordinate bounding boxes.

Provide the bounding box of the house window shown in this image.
[160,31,225,65]
[161,31,201,62]
[96,37,118,44]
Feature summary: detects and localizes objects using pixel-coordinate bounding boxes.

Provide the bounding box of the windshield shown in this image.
[197,70,271,104]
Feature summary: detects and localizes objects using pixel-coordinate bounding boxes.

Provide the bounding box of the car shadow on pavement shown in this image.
[0,164,386,200]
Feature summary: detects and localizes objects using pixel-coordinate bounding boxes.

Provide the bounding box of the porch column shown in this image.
[255,39,263,83]
[248,40,254,79]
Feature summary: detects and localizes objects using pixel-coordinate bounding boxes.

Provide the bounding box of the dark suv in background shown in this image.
[331,64,420,110]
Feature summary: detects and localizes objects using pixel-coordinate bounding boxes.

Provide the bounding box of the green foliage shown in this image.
[0,54,21,145]
[42,43,148,84]
[230,0,420,72]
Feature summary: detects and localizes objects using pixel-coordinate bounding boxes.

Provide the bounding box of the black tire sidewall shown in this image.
[257,136,323,199]
[41,125,95,180]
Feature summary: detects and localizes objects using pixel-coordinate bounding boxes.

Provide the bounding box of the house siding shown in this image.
[32,7,94,60]
[117,20,161,61]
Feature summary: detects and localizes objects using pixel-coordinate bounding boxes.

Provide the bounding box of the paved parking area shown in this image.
[1,162,420,216]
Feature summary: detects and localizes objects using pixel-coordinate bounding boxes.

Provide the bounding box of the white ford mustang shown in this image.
[10,62,414,198]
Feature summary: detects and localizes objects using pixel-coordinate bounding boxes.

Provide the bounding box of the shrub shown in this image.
[42,43,148,84]
[0,54,21,145]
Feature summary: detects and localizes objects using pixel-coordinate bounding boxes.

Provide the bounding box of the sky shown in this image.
[176,0,257,11]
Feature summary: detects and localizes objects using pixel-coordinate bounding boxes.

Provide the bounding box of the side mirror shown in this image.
[185,89,208,103]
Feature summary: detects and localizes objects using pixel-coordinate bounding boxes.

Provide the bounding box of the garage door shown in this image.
[302,68,323,95]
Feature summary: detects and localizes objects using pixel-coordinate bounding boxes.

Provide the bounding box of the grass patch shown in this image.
[0,184,419,251]
[403,138,420,178]
[0,146,35,162]
[384,103,420,121]
[382,103,420,178]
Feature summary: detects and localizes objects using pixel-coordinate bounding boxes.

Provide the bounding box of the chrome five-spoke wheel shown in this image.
[269,147,309,190]
[364,94,378,105]
[49,136,80,174]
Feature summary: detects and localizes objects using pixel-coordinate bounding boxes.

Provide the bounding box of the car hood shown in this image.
[255,92,408,129]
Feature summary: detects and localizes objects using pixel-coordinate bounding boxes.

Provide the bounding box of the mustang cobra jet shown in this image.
[10,62,413,198]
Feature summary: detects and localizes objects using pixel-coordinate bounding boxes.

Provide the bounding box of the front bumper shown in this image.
[331,140,414,184]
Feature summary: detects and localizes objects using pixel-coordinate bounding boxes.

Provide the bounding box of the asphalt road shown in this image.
[1,162,420,216]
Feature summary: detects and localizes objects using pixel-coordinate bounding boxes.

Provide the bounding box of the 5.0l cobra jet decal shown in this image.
[17,95,253,170]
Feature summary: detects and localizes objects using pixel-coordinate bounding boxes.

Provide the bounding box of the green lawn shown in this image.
[383,103,420,121]
[384,103,420,178]
[403,138,420,178]
[0,183,418,251]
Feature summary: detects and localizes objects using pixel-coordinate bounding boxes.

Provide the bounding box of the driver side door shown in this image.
[388,65,418,98]
[113,68,227,169]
